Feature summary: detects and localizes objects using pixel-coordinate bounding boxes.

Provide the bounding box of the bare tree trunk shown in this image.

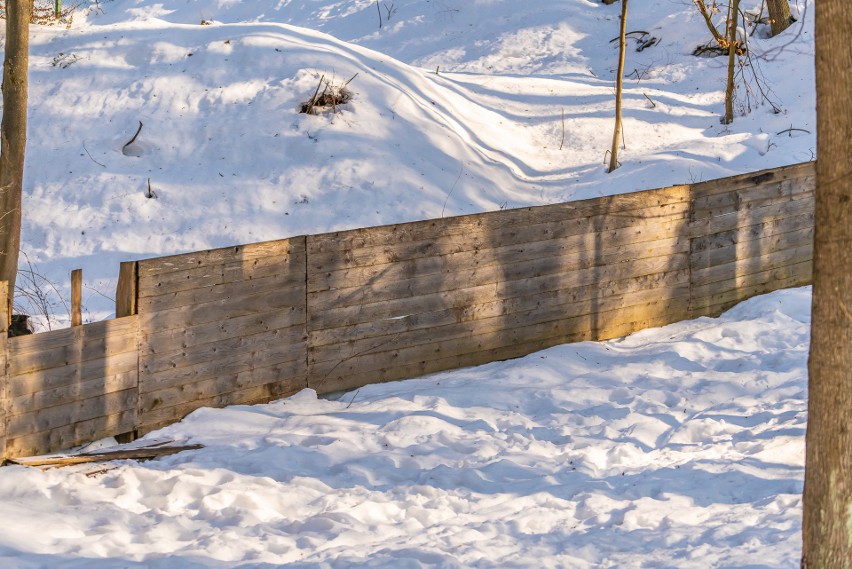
[801,0,852,566]
[608,0,628,173]
[0,0,31,296]
[766,0,792,37]
[722,0,740,124]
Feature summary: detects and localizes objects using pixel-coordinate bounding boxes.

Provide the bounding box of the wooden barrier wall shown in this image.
[0,162,815,459]
[134,238,308,435]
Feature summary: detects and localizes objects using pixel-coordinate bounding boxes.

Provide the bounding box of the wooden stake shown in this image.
[71,269,82,327]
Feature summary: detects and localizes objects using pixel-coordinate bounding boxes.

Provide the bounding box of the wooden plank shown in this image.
[310,302,689,394]
[138,250,302,299]
[688,161,815,199]
[9,443,204,467]
[0,280,8,333]
[309,219,689,294]
[115,261,138,318]
[308,253,690,330]
[691,244,812,288]
[139,323,307,378]
[5,388,138,439]
[137,286,305,332]
[139,357,306,418]
[692,176,814,219]
[137,269,305,314]
[137,236,305,278]
[688,194,814,238]
[8,317,139,376]
[138,365,305,434]
[1,330,7,459]
[7,349,138,399]
[308,203,690,272]
[71,269,82,327]
[142,307,305,356]
[4,409,137,459]
[7,365,138,416]
[308,284,691,367]
[691,259,812,302]
[691,212,813,254]
[308,269,689,350]
[690,267,812,318]
[691,225,813,270]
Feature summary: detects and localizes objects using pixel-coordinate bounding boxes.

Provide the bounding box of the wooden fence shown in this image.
[0,161,815,459]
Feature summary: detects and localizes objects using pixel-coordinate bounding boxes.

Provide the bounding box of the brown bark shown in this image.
[766,0,792,37]
[722,0,740,124]
[801,0,852,566]
[608,0,628,173]
[0,0,31,296]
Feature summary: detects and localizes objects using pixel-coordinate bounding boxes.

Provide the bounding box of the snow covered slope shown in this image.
[16,0,814,324]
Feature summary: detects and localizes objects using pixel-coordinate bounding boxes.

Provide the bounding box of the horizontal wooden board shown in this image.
[137,366,305,434]
[4,409,137,459]
[692,176,814,219]
[691,244,812,288]
[309,253,690,331]
[309,218,689,294]
[139,248,304,300]
[138,269,305,314]
[309,269,690,348]
[140,357,306,417]
[688,194,814,238]
[8,317,139,377]
[309,233,688,308]
[309,295,690,386]
[140,323,306,378]
[691,259,812,302]
[138,237,305,278]
[690,267,811,318]
[142,306,305,356]
[688,162,814,199]
[6,388,138,439]
[691,211,813,254]
[137,286,305,332]
[8,367,137,417]
[310,303,688,394]
[309,204,690,273]
[691,225,813,271]
[7,349,138,399]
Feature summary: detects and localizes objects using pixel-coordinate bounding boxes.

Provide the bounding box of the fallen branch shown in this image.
[5,443,203,470]
[776,126,810,137]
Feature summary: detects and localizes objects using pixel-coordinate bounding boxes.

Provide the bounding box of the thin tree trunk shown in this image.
[801,0,852,566]
[766,0,792,37]
[0,0,31,296]
[608,0,628,173]
[722,0,740,124]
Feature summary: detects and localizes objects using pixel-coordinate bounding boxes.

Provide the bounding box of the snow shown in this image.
[0,287,810,567]
[1,0,815,565]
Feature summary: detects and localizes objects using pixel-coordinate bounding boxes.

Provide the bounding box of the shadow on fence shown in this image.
[0,161,816,459]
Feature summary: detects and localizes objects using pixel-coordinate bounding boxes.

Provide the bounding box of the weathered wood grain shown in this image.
[309,204,690,273]
[309,220,689,295]
[137,237,304,277]
[691,225,813,270]
[688,194,814,238]
[5,388,138,439]
[690,265,812,318]
[5,409,137,459]
[691,244,812,287]
[115,261,138,318]
[8,317,139,376]
[7,349,138,399]
[692,175,814,219]
[310,300,689,394]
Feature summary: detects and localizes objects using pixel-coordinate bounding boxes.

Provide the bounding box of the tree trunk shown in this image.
[0,0,31,296]
[801,0,852,566]
[766,0,792,37]
[722,0,740,124]
[607,0,627,173]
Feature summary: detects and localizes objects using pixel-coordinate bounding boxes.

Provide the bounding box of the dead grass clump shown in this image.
[300,74,356,115]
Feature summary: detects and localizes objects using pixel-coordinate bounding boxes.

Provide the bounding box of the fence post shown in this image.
[115,262,138,318]
[71,269,82,326]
